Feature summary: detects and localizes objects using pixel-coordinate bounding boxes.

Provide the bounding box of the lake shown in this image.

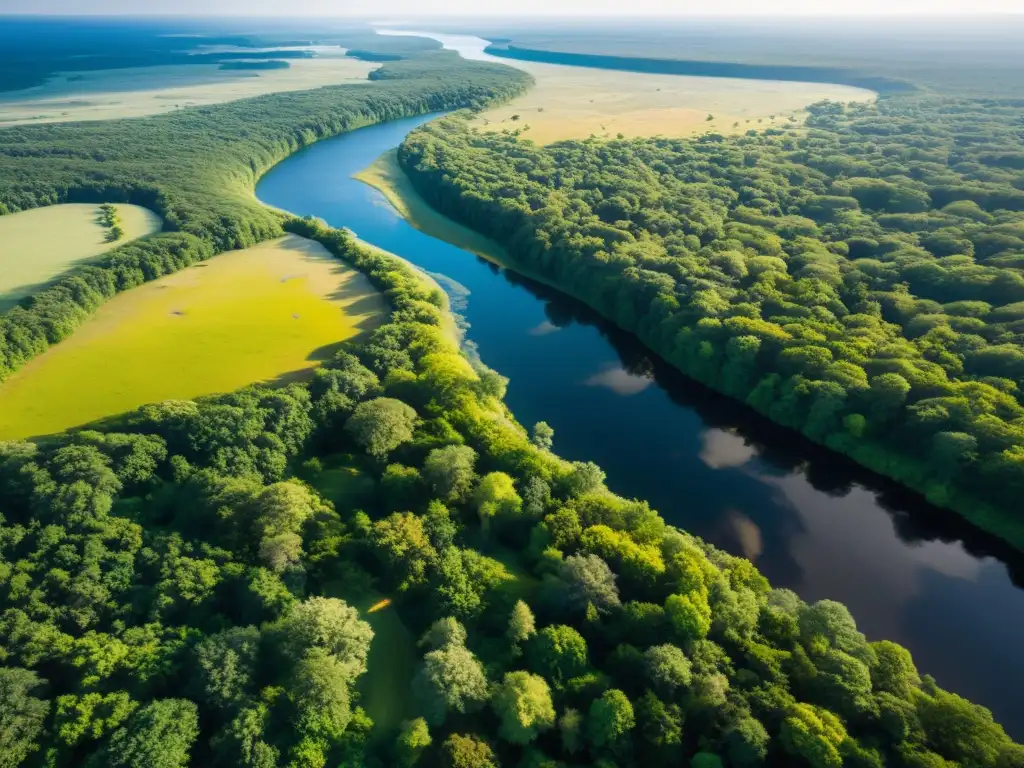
[256,112,1024,737]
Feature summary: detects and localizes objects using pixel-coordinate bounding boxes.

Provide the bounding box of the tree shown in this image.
[491,671,556,745]
[380,463,426,512]
[193,626,260,711]
[531,421,554,450]
[508,600,537,649]
[666,592,712,643]
[528,625,589,687]
[560,708,585,755]
[559,461,606,497]
[870,640,921,699]
[210,702,278,768]
[345,398,417,460]
[419,617,468,651]
[473,471,522,529]
[412,642,489,724]
[423,445,477,503]
[440,734,498,768]
[799,600,871,663]
[0,667,50,768]
[395,718,431,767]
[726,716,770,767]
[372,511,437,591]
[55,692,137,748]
[917,689,1010,767]
[588,689,635,751]
[277,597,374,678]
[559,553,621,615]
[643,644,692,697]
[779,703,847,768]
[636,691,683,766]
[94,699,199,768]
[290,648,353,739]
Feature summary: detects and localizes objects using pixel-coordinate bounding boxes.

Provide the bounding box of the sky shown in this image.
[2,0,1022,15]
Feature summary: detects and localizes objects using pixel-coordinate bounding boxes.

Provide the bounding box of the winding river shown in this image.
[256,47,1024,736]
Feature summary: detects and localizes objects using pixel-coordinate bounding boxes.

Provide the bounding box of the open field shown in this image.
[476,60,875,143]
[0,203,162,310]
[0,234,386,439]
[0,58,376,127]
[376,29,874,144]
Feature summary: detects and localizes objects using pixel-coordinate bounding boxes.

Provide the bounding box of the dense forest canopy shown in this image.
[1,219,1019,768]
[397,93,1024,545]
[0,53,530,386]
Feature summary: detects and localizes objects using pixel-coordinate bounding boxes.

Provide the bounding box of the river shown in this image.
[256,46,1024,736]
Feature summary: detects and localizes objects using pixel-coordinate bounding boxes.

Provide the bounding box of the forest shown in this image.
[2,217,1020,768]
[0,53,531,385]
[397,95,1024,546]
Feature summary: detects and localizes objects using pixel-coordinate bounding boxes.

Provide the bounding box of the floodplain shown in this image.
[0,234,386,439]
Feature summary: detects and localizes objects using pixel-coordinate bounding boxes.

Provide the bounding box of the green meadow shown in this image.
[0,234,386,439]
[0,203,162,310]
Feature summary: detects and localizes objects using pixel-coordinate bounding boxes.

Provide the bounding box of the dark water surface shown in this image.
[257,113,1024,736]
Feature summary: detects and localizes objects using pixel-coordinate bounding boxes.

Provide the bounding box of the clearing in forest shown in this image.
[0,56,376,127]
[376,29,874,144]
[475,60,875,143]
[0,203,162,310]
[0,234,387,440]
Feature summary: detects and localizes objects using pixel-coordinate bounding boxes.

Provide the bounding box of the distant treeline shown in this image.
[485,44,916,95]
[218,60,292,71]
[346,50,405,62]
[0,55,531,385]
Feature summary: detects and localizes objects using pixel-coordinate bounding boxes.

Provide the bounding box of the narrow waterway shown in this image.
[257,113,1024,737]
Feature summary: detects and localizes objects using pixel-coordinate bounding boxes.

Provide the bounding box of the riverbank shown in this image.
[354,148,510,268]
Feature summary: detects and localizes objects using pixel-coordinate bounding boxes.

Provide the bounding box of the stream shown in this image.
[256,57,1024,736]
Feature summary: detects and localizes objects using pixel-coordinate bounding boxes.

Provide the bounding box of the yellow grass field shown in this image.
[476,61,875,144]
[376,29,875,144]
[0,203,162,310]
[0,57,376,127]
[0,234,387,440]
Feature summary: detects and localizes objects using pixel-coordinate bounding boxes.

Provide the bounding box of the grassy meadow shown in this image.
[473,59,875,143]
[0,58,376,127]
[0,203,162,310]
[0,234,386,439]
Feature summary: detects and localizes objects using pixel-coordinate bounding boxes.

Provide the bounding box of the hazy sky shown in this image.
[3,0,1022,15]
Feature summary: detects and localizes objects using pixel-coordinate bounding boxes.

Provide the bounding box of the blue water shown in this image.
[257,113,1024,736]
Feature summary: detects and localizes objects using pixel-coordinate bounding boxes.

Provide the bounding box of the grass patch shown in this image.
[0,203,161,310]
[310,453,378,512]
[474,59,875,143]
[358,593,418,737]
[0,234,387,440]
[0,58,377,127]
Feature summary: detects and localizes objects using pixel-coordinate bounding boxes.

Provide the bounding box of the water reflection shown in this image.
[699,429,756,469]
[584,363,653,396]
